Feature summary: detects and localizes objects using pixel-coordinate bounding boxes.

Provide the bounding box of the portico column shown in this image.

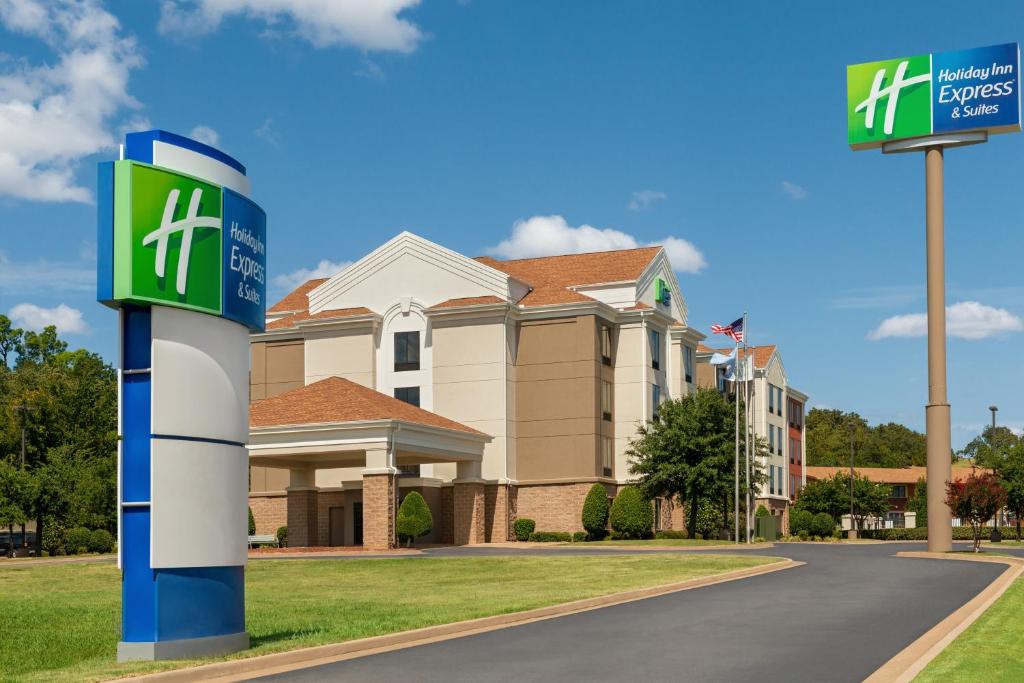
[286,468,319,548]
[454,460,485,545]
[362,447,398,550]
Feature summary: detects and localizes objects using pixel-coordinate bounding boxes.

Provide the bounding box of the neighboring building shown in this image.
[248,232,705,548]
[696,344,807,531]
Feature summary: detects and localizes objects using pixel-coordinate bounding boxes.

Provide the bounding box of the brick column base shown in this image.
[439,486,454,544]
[454,481,485,545]
[363,472,396,550]
[485,484,513,542]
[286,487,319,548]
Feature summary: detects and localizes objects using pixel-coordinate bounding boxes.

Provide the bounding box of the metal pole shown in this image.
[849,422,856,538]
[925,147,953,553]
[990,406,1001,542]
[744,312,751,543]
[734,337,739,544]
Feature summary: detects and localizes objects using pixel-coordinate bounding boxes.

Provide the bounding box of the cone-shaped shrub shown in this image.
[248,507,256,535]
[582,483,610,540]
[609,486,654,539]
[396,491,433,547]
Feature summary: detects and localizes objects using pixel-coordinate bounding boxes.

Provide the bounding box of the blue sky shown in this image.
[1,0,1022,447]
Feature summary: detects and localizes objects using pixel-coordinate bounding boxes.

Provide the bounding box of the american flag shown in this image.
[711,317,744,343]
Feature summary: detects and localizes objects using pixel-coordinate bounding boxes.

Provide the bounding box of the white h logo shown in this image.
[854,60,931,135]
[142,188,221,295]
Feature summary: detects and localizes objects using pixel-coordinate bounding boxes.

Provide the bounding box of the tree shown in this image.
[629,388,763,540]
[960,426,1019,469]
[794,471,889,530]
[946,472,1006,552]
[396,491,432,547]
[609,486,653,539]
[907,477,927,523]
[0,461,34,551]
[997,444,1024,541]
[806,408,927,467]
[15,326,67,368]
[0,315,23,368]
[581,483,610,540]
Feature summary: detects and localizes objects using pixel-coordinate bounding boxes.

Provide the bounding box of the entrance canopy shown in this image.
[248,377,490,470]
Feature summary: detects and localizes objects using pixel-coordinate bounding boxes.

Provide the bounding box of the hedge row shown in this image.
[860,525,1024,541]
[528,531,573,542]
[44,526,115,555]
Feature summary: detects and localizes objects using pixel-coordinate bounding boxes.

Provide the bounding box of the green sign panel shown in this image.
[113,161,223,314]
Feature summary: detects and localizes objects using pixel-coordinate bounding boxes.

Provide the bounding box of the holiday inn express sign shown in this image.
[848,42,1021,149]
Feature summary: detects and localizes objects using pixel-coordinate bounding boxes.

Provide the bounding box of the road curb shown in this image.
[865,551,1024,683]
[119,557,801,682]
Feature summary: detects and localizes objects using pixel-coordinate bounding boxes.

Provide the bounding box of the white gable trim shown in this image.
[637,249,688,325]
[307,232,514,314]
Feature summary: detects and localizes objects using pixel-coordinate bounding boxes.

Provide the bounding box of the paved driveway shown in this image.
[253,543,1004,683]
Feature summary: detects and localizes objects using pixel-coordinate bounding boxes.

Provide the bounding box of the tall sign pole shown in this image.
[848,42,1020,554]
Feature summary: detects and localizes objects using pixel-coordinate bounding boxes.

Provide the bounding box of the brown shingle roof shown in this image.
[268,278,328,314]
[250,377,484,435]
[265,307,374,330]
[703,344,777,369]
[476,247,661,307]
[805,466,991,485]
[427,296,506,310]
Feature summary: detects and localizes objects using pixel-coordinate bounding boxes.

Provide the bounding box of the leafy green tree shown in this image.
[795,471,890,531]
[946,472,1006,552]
[0,462,34,550]
[581,483,610,540]
[693,499,723,539]
[960,426,1019,469]
[793,476,846,520]
[996,444,1024,541]
[907,477,927,522]
[15,326,67,368]
[0,315,23,368]
[629,388,763,540]
[806,409,928,467]
[396,491,433,547]
[609,486,653,539]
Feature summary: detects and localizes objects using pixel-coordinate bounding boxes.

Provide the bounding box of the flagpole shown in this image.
[734,333,740,545]
[744,311,751,544]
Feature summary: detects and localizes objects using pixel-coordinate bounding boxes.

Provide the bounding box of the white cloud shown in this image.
[485,215,707,274]
[255,116,281,147]
[272,259,352,290]
[0,250,94,294]
[780,180,808,200]
[158,0,424,53]
[869,301,1024,341]
[9,302,88,334]
[628,189,667,211]
[0,0,143,202]
[189,124,219,146]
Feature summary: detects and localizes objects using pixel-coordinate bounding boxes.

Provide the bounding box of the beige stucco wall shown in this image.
[304,328,376,388]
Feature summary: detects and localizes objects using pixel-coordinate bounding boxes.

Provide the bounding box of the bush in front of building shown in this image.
[276,526,288,547]
[789,509,814,537]
[609,486,654,539]
[582,483,610,540]
[66,527,92,555]
[528,531,572,542]
[694,501,723,540]
[88,529,115,554]
[396,491,433,547]
[248,507,256,536]
[513,518,535,542]
[41,521,66,556]
[655,529,688,540]
[572,531,587,542]
[755,505,770,518]
[811,513,835,538]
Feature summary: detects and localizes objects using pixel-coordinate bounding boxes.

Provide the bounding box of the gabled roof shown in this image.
[268,278,328,314]
[266,307,375,330]
[250,377,484,435]
[475,247,662,307]
[805,466,990,485]
[698,344,778,369]
[427,295,506,310]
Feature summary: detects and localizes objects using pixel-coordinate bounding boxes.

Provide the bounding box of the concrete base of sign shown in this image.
[117,631,249,662]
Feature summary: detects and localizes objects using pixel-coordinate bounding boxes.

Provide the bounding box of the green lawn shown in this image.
[916,576,1024,682]
[0,553,777,682]
[573,538,739,547]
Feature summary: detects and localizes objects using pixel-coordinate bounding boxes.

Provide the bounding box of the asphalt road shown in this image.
[253,543,1004,683]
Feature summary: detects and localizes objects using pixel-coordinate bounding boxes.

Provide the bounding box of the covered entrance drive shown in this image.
[249,377,491,550]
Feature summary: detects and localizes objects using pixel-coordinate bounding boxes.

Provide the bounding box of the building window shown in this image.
[602,437,613,477]
[768,384,774,414]
[652,384,661,418]
[769,425,775,454]
[601,325,613,366]
[683,345,693,383]
[891,485,907,499]
[601,380,612,421]
[649,329,660,370]
[394,331,420,372]
[790,438,796,464]
[394,386,420,407]
[769,466,775,495]
[790,475,796,499]
[777,387,784,416]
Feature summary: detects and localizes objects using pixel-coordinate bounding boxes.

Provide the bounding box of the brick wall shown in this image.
[316,490,345,547]
[453,482,485,544]
[363,473,396,550]
[484,483,512,542]
[287,488,318,547]
[439,486,454,544]
[249,493,286,536]
[515,482,595,532]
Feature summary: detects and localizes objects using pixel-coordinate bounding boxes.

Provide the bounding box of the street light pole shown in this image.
[990,405,1001,543]
[848,422,856,539]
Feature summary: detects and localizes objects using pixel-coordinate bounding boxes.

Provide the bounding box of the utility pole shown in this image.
[848,421,856,539]
[990,405,1001,543]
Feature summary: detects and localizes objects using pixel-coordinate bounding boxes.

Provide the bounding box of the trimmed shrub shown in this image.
[755,505,770,518]
[797,530,809,541]
[582,483,610,540]
[655,529,688,540]
[41,521,66,556]
[513,518,536,542]
[789,509,814,537]
[572,531,587,542]
[396,491,433,547]
[610,486,654,539]
[66,527,91,555]
[248,507,256,536]
[695,501,723,540]
[528,531,572,542]
[88,529,115,554]
[811,513,835,538]
[276,526,288,547]
[694,532,704,540]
